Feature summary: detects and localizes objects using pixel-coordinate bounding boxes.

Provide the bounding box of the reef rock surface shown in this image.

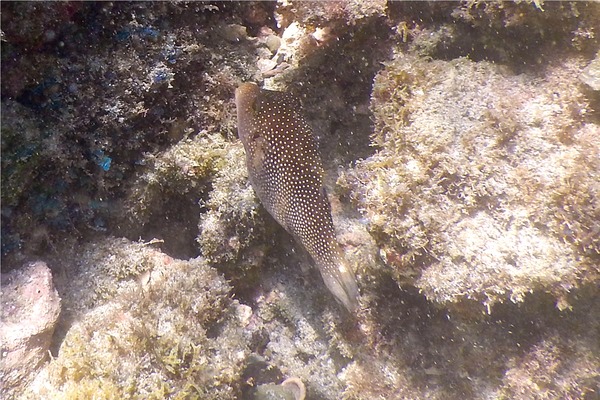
[1,1,599,399]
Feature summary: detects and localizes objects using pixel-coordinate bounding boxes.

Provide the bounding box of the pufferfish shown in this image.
[235,82,359,312]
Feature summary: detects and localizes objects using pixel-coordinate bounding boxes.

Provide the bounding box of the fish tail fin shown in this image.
[318,254,359,313]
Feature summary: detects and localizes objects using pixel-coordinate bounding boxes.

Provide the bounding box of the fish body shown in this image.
[235,82,359,312]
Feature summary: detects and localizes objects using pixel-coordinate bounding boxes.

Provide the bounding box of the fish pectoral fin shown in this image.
[251,136,267,171]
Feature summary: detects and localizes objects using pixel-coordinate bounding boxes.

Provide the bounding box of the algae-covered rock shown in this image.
[116,134,233,258]
[1,1,258,265]
[54,237,193,314]
[276,0,386,28]
[196,139,267,292]
[340,286,599,400]
[391,1,599,66]
[23,237,248,399]
[342,53,599,309]
[499,332,599,399]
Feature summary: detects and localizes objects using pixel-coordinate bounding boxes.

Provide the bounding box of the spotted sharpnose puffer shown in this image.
[235,82,359,312]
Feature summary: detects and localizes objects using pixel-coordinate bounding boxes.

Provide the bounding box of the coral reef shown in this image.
[2,1,599,399]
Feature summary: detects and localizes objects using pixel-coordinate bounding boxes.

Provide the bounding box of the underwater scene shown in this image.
[1,1,599,399]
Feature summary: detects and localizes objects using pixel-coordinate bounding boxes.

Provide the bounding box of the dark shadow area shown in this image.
[388,1,599,74]
[358,272,599,398]
[277,16,395,171]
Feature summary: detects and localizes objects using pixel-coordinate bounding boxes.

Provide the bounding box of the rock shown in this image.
[21,238,247,400]
[580,52,600,91]
[253,377,306,400]
[265,35,282,54]
[0,261,61,398]
[219,24,248,43]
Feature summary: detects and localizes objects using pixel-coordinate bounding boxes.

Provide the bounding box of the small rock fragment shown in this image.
[219,24,248,43]
[281,377,307,400]
[580,52,600,91]
[258,58,279,74]
[253,377,306,400]
[266,35,282,53]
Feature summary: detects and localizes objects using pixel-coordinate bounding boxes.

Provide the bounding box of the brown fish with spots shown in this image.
[235,82,359,312]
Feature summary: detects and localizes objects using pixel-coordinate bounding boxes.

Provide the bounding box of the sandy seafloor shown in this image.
[1,1,599,399]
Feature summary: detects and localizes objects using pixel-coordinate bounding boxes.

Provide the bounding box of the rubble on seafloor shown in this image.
[1,1,599,399]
